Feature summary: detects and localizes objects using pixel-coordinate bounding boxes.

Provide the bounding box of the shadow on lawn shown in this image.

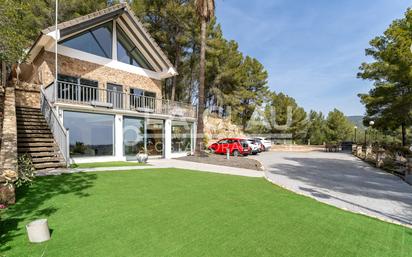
[0,172,97,252]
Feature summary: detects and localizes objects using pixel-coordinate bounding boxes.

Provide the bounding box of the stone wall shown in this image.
[0,81,18,204]
[30,50,162,97]
[204,115,245,144]
[15,82,40,108]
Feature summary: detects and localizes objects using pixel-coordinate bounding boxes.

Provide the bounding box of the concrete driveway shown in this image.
[252,151,412,227]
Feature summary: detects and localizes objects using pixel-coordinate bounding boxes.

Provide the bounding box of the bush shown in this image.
[382,144,411,157]
[15,154,35,188]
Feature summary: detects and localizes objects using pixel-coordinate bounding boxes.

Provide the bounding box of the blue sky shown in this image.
[216,0,411,116]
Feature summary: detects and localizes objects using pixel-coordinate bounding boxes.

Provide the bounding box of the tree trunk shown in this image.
[170,46,180,101]
[196,18,207,154]
[1,61,6,88]
[401,123,407,147]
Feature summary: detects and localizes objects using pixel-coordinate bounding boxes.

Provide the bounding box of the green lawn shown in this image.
[70,161,148,168]
[1,169,411,257]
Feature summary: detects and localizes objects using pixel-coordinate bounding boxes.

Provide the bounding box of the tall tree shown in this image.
[265,92,307,142]
[306,111,327,145]
[195,0,214,152]
[0,0,33,65]
[325,109,353,143]
[236,56,269,129]
[0,0,110,67]
[358,8,412,146]
[133,0,195,101]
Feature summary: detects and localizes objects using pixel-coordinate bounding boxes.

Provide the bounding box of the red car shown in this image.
[208,138,251,156]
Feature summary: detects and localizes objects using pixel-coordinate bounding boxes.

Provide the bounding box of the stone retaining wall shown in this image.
[15,82,40,108]
[0,81,18,204]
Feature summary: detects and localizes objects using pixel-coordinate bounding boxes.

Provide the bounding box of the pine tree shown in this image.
[265,92,307,141]
[358,8,412,146]
[325,109,353,143]
[306,111,327,145]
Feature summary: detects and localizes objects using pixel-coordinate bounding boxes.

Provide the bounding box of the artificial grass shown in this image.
[70,161,148,168]
[1,169,411,257]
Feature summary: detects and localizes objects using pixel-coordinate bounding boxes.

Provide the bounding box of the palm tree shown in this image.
[194,0,215,153]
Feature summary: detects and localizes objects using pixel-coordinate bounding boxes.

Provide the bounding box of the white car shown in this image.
[246,139,260,155]
[254,137,272,151]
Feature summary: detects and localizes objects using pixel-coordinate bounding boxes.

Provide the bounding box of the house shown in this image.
[6,3,197,168]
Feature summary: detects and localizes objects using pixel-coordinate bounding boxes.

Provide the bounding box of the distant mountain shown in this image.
[346,116,365,129]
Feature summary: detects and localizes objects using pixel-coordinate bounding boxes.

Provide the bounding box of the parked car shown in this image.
[208,138,251,156]
[246,139,261,155]
[254,137,272,151]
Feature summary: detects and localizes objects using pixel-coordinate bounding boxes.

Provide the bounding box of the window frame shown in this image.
[63,110,115,157]
[116,23,154,70]
[59,21,113,59]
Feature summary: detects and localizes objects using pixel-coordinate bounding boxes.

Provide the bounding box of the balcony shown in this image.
[45,81,197,119]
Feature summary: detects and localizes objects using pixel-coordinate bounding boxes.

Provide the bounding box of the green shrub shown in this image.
[16,154,35,188]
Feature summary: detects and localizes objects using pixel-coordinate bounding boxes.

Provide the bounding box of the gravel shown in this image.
[177,154,264,171]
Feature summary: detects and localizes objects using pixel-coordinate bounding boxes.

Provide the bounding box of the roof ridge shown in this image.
[42,3,127,34]
[124,5,174,69]
[33,2,175,74]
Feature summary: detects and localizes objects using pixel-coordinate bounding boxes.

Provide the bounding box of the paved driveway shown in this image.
[252,151,412,227]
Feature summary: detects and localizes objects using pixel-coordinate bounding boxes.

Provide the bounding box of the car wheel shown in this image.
[252,152,257,155]
[233,150,239,157]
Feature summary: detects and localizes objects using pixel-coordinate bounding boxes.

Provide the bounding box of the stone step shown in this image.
[16,111,42,115]
[18,129,52,134]
[29,152,60,157]
[16,107,41,112]
[18,142,56,147]
[31,156,65,163]
[17,133,53,138]
[17,125,50,130]
[16,111,43,116]
[17,118,46,123]
[18,146,59,153]
[16,114,44,121]
[18,137,55,143]
[17,122,49,127]
[34,162,66,169]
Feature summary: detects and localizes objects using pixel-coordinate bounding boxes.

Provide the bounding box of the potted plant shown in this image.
[136,149,148,164]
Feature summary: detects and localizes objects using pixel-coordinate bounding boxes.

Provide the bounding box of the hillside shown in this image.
[346,115,365,129]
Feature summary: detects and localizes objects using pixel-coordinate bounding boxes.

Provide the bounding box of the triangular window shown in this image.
[60,21,113,58]
[116,24,153,70]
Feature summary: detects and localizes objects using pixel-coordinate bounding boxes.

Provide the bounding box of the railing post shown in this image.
[66,129,70,167]
[54,81,57,103]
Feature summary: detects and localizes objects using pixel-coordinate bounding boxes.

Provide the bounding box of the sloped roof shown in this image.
[30,3,174,72]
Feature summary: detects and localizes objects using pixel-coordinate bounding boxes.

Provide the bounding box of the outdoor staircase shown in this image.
[16,106,66,171]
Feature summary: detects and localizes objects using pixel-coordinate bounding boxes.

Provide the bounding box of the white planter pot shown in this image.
[136,153,148,163]
[26,219,50,243]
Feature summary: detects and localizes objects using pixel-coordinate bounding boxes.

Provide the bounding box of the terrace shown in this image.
[44,80,197,119]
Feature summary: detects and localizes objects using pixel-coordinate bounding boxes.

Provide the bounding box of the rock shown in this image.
[0,183,15,204]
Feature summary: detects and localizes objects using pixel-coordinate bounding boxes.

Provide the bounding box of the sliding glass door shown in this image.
[123,117,145,157]
[146,119,164,156]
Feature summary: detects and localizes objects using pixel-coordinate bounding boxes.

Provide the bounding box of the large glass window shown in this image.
[64,111,114,157]
[123,117,145,156]
[116,24,153,70]
[172,121,193,153]
[146,119,164,156]
[60,21,113,58]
